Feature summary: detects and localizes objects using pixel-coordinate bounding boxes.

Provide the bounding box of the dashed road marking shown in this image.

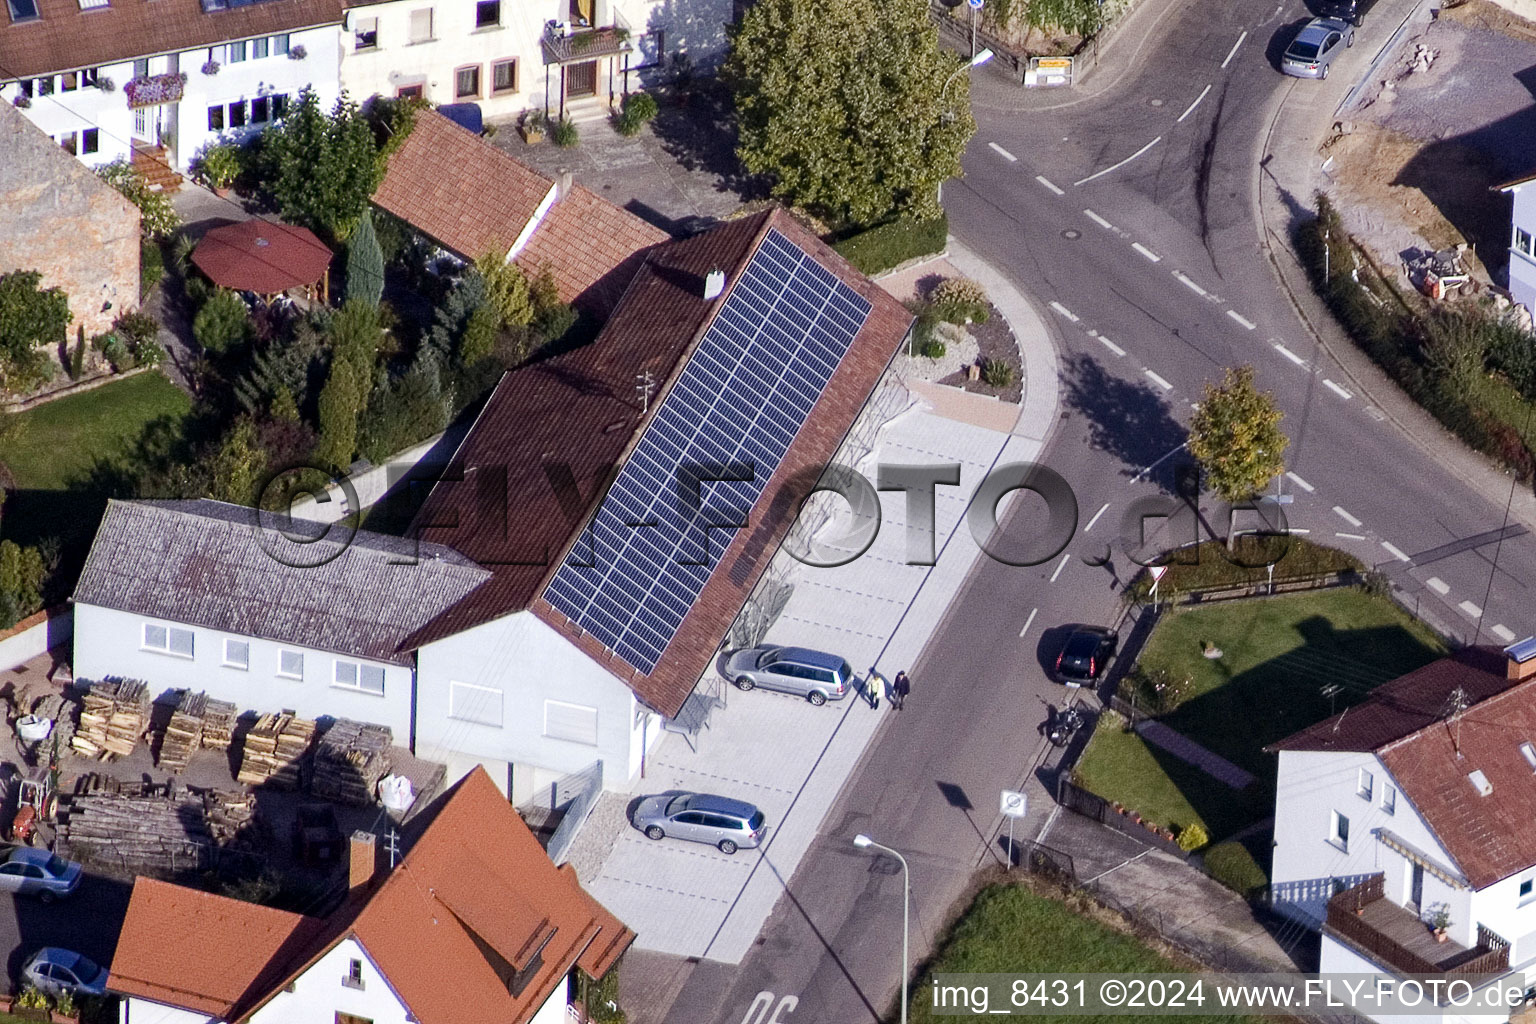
[1049,553,1071,583]
[1020,607,1039,637]
[1074,136,1163,186]
[1036,175,1065,195]
[1049,301,1080,322]
[1174,271,1208,297]
[1459,600,1483,618]
[1085,503,1110,532]
[1426,577,1450,595]
[1221,29,1248,69]
[989,142,1018,162]
[1178,84,1212,123]
[1274,342,1308,366]
[1144,369,1173,391]
[1285,471,1315,493]
[1289,528,1311,534]
[1323,379,1353,399]
[1336,532,1366,541]
[1084,209,1115,230]
[1098,335,1126,357]
[1132,242,1162,262]
[1380,541,1410,562]
[1493,624,1518,643]
[1226,310,1257,330]
[1333,506,1363,527]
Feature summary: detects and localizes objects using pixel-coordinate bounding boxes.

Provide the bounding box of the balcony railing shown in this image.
[540,8,631,64]
[1324,874,1510,981]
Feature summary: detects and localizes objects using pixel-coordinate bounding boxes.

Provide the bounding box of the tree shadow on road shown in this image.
[1059,353,1188,494]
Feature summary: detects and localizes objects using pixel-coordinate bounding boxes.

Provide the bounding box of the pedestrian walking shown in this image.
[865,667,884,709]
[893,671,910,711]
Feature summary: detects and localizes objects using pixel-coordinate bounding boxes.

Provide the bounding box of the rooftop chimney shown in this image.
[1507,637,1536,682]
[703,269,726,301]
[349,830,378,889]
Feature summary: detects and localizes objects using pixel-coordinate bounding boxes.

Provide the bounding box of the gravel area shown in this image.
[938,301,1024,403]
[894,320,978,381]
[563,789,633,884]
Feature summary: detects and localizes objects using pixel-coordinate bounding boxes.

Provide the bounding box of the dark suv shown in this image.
[1316,0,1375,26]
[1055,627,1118,684]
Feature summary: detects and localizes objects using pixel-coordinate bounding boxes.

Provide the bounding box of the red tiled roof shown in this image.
[110,768,632,1024]
[373,110,555,266]
[408,208,913,717]
[1270,647,1536,889]
[516,183,668,319]
[0,0,342,80]
[191,218,333,295]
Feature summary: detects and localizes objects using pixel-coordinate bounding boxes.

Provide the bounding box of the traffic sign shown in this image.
[1000,790,1028,818]
[967,0,984,10]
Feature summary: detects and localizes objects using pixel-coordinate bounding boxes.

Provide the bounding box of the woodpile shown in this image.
[156,692,240,772]
[311,719,393,806]
[200,700,237,751]
[71,679,151,759]
[236,712,316,789]
[58,791,215,875]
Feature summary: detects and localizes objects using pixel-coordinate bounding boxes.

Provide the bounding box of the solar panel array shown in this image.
[543,228,872,675]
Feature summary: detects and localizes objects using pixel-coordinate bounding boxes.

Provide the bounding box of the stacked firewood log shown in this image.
[71,679,151,759]
[310,719,393,806]
[236,712,316,789]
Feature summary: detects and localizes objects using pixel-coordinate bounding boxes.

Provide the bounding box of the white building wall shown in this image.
[119,997,215,1024]
[0,59,138,167]
[249,937,410,1024]
[614,0,730,73]
[1507,185,1536,316]
[1465,869,1536,966]
[415,609,639,802]
[528,976,573,1024]
[72,603,414,740]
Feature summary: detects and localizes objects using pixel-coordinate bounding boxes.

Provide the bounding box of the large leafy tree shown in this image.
[261,89,382,243]
[0,271,69,390]
[726,0,975,228]
[1188,365,1290,502]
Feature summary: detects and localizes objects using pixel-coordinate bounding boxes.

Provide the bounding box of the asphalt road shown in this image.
[665,0,1536,1020]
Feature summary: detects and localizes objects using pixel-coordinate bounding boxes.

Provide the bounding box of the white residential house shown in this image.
[1268,639,1536,1023]
[107,767,634,1024]
[1497,170,1536,321]
[335,0,728,121]
[0,0,343,174]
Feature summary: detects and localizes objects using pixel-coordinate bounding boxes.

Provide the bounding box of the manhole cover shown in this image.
[1062,229,1081,240]
[1149,98,1165,107]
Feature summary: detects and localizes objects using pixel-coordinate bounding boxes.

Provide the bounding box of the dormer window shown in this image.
[6,0,39,22]
[1469,770,1493,796]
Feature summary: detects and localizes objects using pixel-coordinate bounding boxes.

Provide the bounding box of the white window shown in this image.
[223,639,249,670]
[543,700,598,746]
[251,36,269,59]
[1357,768,1373,801]
[449,681,503,726]
[342,958,365,990]
[143,622,194,658]
[408,8,433,43]
[354,16,378,50]
[227,40,246,62]
[333,660,385,695]
[278,650,304,679]
[1517,227,1535,258]
[272,33,290,55]
[1329,810,1350,852]
[1380,783,1395,814]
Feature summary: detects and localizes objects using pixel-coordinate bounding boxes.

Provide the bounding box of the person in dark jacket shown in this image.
[892,671,911,710]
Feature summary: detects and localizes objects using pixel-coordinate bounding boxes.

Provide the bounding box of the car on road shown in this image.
[633,793,767,854]
[1055,626,1118,683]
[0,848,81,902]
[1281,18,1354,79]
[21,947,108,999]
[724,646,855,706]
[1316,0,1375,25]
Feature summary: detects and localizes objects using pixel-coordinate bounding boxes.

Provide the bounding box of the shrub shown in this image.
[193,289,252,354]
[1203,840,1268,898]
[15,985,48,1010]
[930,276,990,324]
[1176,822,1209,852]
[551,116,579,147]
[194,142,241,189]
[140,236,165,301]
[614,91,659,136]
[919,336,946,359]
[359,356,452,462]
[474,251,534,329]
[980,357,1016,388]
[96,160,181,238]
[831,214,947,275]
[1124,536,1364,600]
[53,989,77,1018]
[69,329,86,380]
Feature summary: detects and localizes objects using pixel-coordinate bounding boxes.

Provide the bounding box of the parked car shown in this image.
[1281,18,1354,79]
[632,793,767,854]
[1316,0,1376,26]
[723,646,854,706]
[1055,626,1118,683]
[0,847,81,902]
[21,948,108,999]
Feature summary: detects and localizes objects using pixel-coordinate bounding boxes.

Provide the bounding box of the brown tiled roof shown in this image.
[373,110,554,266]
[0,0,342,80]
[108,879,322,1018]
[1269,647,1536,889]
[409,208,913,717]
[110,769,632,1024]
[516,183,668,319]
[192,218,332,294]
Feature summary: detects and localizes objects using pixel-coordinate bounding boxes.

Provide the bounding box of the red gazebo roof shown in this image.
[191,218,333,295]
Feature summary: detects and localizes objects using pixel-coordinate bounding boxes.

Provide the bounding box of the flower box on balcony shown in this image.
[125,72,188,109]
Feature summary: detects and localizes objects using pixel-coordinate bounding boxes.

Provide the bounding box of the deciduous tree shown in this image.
[260,88,383,243]
[0,271,69,390]
[1187,365,1289,502]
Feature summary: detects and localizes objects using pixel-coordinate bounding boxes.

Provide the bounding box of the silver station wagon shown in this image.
[723,646,855,706]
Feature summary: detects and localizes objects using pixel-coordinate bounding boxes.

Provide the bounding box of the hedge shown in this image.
[1124,536,1363,600]
[831,214,948,275]
[1202,839,1269,898]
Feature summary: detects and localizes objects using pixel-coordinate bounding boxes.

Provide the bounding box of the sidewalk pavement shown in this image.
[1254,2,1536,540]
[576,239,1062,965]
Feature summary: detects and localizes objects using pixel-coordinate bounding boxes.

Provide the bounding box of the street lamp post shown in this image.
[854,833,911,1024]
[941,48,996,104]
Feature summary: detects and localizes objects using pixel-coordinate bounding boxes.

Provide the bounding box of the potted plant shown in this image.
[1428,902,1452,942]
[13,94,30,108]
[201,58,220,75]
[288,44,307,60]
[518,109,547,143]
[14,985,48,1022]
[95,76,114,92]
[195,143,241,195]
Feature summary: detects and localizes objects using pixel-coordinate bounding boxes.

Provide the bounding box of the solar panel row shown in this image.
[543,230,872,675]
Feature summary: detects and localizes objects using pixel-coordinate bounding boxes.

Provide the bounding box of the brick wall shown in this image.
[0,101,140,344]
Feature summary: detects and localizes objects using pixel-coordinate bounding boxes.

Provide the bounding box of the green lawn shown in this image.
[1077,588,1445,845]
[909,884,1261,1024]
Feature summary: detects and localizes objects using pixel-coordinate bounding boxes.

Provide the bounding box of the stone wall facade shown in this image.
[0,100,140,342]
